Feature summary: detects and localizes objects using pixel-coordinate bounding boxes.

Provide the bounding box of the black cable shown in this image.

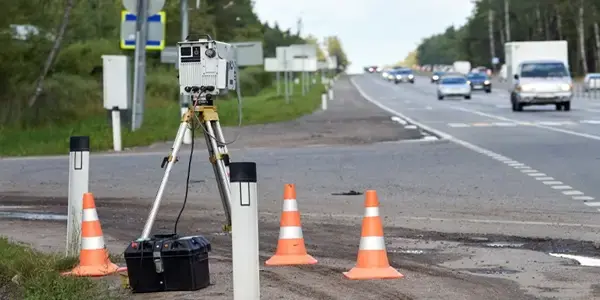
[173,113,195,235]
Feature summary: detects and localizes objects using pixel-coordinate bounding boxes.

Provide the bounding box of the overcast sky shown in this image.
[253,0,475,73]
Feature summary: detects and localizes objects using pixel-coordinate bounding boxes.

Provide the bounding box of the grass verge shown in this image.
[0,82,325,156]
[0,237,123,300]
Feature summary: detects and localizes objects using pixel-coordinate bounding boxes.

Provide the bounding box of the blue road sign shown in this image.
[120,11,166,50]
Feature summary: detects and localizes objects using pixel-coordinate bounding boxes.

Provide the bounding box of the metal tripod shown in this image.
[139,92,232,241]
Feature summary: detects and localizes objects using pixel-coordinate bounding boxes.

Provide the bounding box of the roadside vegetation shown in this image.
[0,0,349,157]
[0,238,123,300]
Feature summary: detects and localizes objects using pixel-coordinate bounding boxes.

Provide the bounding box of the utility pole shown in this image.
[297,17,307,95]
[504,0,511,42]
[488,3,496,71]
[131,0,148,131]
[180,0,189,107]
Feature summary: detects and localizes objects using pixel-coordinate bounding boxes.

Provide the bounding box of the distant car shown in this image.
[510,59,572,111]
[466,73,492,93]
[437,76,471,100]
[394,68,415,84]
[431,71,444,83]
[364,66,379,73]
[584,73,600,92]
[384,69,398,81]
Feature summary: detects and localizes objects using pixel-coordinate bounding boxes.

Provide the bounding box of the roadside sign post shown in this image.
[179,0,192,144]
[67,136,90,257]
[102,55,132,152]
[121,0,165,131]
[275,47,290,103]
[229,162,260,300]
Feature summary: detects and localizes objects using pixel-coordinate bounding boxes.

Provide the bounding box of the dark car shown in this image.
[431,71,444,83]
[393,68,415,84]
[466,73,492,93]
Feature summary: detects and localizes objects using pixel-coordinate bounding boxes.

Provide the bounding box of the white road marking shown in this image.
[452,106,600,142]
[390,116,407,125]
[351,77,597,214]
[537,121,564,126]
[573,196,595,200]
[448,123,469,127]
[552,185,573,190]
[528,173,546,177]
[513,165,530,169]
[584,202,600,207]
[494,122,518,127]
[549,253,600,267]
[543,181,563,185]
[563,190,584,196]
[580,120,600,124]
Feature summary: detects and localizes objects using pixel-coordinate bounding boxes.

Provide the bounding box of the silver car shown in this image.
[510,60,572,111]
[584,73,600,92]
[437,76,471,100]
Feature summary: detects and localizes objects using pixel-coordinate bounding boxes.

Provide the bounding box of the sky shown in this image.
[253,0,475,74]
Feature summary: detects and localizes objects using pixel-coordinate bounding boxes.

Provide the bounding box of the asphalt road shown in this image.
[2,75,600,299]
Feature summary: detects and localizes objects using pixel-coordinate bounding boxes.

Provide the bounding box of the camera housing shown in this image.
[177,38,237,97]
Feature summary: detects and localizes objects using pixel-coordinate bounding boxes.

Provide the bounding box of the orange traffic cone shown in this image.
[265,184,317,266]
[62,193,121,277]
[344,190,403,280]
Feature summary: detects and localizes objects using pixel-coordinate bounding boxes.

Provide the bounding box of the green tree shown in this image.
[414,0,600,76]
[325,36,349,72]
[0,0,342,127]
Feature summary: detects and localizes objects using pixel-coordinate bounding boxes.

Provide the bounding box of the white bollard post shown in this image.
[111,107,122,152]
[230,162,260,300]
[328,88,334,101]
[67,136,90,256]
[181,106,193,145]
[321,93,328,110]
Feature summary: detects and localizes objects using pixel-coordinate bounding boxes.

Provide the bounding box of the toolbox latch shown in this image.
[153,242,164,273]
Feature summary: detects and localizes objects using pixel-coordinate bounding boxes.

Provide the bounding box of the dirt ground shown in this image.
[2,76,596,299]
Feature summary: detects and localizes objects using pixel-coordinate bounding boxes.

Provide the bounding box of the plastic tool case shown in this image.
[124,234,211,293]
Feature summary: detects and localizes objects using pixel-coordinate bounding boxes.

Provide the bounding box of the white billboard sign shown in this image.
[285,44,317,60]
[289,58,317,72]
[264,57,317,72]
[264,57,283,72]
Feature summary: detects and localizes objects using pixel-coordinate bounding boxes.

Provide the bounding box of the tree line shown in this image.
[414,0,600,76]
[0,0,348,127]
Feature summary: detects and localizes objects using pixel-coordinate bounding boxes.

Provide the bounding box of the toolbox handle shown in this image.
[153,233,179,239]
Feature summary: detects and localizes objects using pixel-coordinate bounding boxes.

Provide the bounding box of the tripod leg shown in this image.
[203,120,232,229]
[139,116,190,240]
[212,120,230,178]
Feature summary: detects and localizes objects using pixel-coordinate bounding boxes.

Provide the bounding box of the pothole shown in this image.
[461,267,520,275]
[0,211,67,221]
[331,190,363,196]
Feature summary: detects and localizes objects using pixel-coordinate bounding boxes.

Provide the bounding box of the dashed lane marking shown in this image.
[451,106,600,142]
[574,196,595,200]
[551,185,573,190]
[543,181,563,185]
[350,77,599,213]
[445,120,598,128]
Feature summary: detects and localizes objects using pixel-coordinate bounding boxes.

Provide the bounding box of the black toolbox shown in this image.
[124,234,211,293]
